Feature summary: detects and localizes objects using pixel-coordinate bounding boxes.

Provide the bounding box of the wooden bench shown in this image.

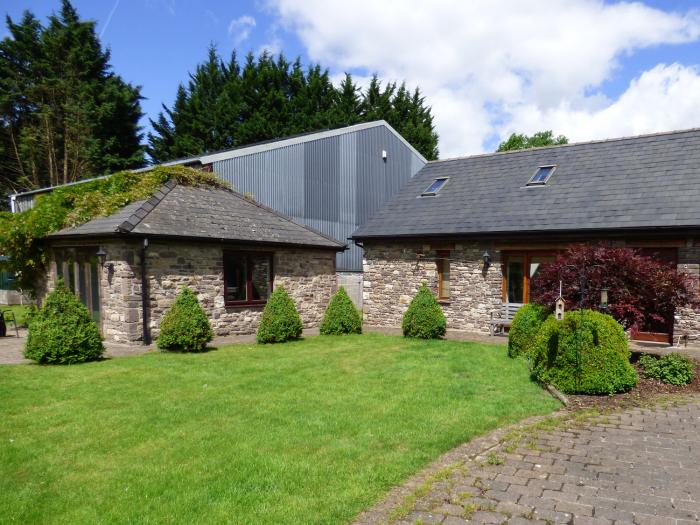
[489,303,522,336]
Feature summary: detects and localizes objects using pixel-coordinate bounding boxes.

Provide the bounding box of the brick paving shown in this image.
[354,397,700,525]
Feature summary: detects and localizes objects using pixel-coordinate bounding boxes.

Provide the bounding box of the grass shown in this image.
[0,333,560,524]
[1,304,33,328]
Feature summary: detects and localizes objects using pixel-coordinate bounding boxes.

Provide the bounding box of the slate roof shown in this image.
[50,180,346,250]
[353,128,700,239]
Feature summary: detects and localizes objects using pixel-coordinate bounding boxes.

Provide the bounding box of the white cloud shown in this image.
[228,15,256,44]
[265,0,700,156]
[506,63,700,143]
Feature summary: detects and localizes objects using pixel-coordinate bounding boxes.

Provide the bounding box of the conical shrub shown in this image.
[320,287,362,335]
[256,286,303,343]
[402,284,447,339]
[24,281,104,364]
[156,287,213,352]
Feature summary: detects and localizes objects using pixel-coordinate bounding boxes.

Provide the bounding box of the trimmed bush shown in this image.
[638,353,695,386]
[256,286,303,344]
[320,287,362,335]
[156,287,213,352]
[24,282,104,364]
[531,310,638,395]
[402,285,446,339]
[508,303,550,358]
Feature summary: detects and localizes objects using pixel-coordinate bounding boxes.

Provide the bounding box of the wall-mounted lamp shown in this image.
[482,250,492,268]
[96,247,114,273]
[600,287,609,310]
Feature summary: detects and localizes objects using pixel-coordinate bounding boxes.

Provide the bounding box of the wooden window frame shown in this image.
[223,251,274,307]
[501,251,556,304]
[436,250,450,300]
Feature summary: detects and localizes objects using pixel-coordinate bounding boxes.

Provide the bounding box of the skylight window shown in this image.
[527,165,556,186]
[421,177,448,196]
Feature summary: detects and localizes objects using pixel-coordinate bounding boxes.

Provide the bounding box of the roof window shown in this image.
[421,177,448,196]
[527,165,556,186]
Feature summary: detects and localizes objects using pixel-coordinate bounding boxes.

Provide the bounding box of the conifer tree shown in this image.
[0,0,144,199]
[147,48,439,163]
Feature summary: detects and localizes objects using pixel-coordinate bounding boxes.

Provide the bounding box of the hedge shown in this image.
[24,282,104,364]
[156,287,213,352]
[508,303,550,358]
[320,287,362,335]
[402,285,446,339]
[257,286,303,343]
[531,309,638,395]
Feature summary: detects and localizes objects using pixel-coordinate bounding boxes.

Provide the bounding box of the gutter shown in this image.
[140,238,151,345]
[9,195,16,213]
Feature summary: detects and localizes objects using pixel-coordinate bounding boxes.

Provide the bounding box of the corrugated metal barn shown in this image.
[10,121,426,304]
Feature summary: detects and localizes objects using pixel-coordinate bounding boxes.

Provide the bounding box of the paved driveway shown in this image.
[355,397,700,525]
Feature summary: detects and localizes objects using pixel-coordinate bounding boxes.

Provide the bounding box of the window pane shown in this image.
[78,261,88,306]
[250,255,271,300]
[423,178,447,195]
[225,255,247,302]
[507,258,524,303]
[531,167,553,184]
[90,258,100,322]
[529,256,555,279]
[439,259,450,298]
[55,252,64,283]
[66,256,76,292]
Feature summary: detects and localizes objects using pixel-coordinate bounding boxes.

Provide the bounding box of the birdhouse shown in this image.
[555,296,565,321]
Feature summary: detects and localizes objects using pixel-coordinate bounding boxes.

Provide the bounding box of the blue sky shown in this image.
[5,1,700,157]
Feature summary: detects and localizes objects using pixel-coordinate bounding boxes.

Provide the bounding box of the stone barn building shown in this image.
[45,180,345,343]
[353,129,700,345]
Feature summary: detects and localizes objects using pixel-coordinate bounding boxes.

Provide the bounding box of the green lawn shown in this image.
[0,334,559,524]
[1,304,33,328]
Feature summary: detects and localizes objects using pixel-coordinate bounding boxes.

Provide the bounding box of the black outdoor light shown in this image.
[482,250,491,268]
[96,247,113,272]
[96,247,107,266]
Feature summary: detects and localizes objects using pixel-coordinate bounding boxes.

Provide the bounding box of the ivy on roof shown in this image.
[0,166,230,296]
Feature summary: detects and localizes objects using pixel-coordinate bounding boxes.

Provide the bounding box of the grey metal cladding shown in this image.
[304,135,339,221]
[353,128,700,239]
[213,122,425,271]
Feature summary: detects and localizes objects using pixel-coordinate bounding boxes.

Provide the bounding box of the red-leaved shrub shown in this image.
[530,244,698,330]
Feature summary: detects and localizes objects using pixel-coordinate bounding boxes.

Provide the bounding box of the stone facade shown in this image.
[362,241,502,332]
[363,240,700,338]
[47,239,338,343]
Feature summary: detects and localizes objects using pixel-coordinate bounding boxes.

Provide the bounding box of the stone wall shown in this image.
[363,240,700,340]
[145,242,337,341]
[47,240,337,343]
[674,244,700,339]
[362,241,502,332]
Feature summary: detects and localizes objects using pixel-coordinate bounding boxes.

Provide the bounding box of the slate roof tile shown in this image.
[353,128,700,238]
[50,183,345,250]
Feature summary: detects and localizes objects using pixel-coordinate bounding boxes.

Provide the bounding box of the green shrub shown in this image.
[320,287,362,335]
[24,282,104,364]
[638,353,695,386]
[531,310,638,395]
[402,284,447,339]
[508,303,550,358]
[256,286,303,344]
[156,287,213,352]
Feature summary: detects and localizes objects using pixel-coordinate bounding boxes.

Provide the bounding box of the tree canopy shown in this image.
[147,48,439,162]
[496,130,568,152]
[0,0,144,201]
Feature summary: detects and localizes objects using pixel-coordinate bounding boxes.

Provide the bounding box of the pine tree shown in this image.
[0,0,144,199]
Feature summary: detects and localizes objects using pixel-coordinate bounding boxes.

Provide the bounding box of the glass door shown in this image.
[503,251,555,304]
[506,255,525,303]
